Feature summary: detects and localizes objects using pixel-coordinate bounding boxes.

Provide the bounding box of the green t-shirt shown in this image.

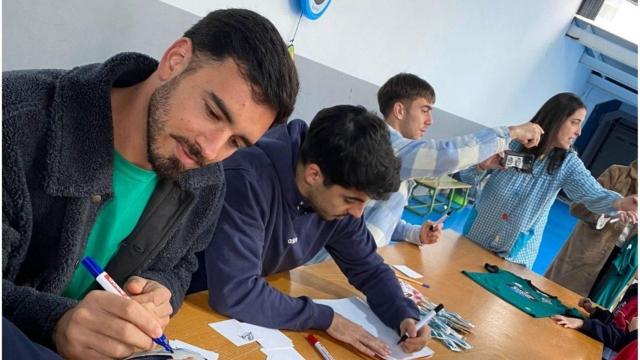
[591,235,638,308]
[63,151,158,299]
[463,268,581,318]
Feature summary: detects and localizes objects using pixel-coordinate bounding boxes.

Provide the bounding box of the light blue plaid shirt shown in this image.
[458,143,621,268]
[363,125,512,247]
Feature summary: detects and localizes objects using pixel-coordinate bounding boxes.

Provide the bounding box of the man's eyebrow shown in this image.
[237,136,254,147]
[206,90,235,125]
[206,90,254,147]
[345,195,366,203]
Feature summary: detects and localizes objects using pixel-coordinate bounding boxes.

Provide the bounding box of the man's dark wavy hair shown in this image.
[299,105,401,200]
[184,8,299,125]
[377,73,435,117]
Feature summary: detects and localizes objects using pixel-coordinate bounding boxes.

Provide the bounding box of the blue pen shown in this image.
[81,256,174,353]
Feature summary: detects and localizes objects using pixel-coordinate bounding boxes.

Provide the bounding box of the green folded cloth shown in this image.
[463,268,581,318]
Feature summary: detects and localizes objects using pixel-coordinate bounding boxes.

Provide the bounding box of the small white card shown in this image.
[169,339,219,360]
[392,264,423,279]
[208,319,258,346]
[208,319,294,350]
[243,323,293,349]
[261,347,305,360]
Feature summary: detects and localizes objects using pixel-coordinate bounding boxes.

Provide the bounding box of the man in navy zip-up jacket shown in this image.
[196,105,430,357]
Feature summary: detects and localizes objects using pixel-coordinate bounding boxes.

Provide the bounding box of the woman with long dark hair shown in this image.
[457,93,637,269]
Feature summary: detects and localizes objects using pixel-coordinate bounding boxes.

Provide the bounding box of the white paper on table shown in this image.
[242,322,293,349]
[208,319,258,346]
[169,339,219,360]
[208,319,294,350]
[392,265,423,279]
[315,297,433,360]
[260,347,305,360]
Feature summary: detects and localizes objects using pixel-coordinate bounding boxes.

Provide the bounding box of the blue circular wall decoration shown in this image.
[300,0,332,20]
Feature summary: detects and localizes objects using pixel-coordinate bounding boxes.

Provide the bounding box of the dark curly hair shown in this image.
[184,8,299,125]
[299,105,401,200]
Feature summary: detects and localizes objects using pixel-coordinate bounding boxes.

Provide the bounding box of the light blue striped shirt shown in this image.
[364,125,512,247]
[458,143,621,268]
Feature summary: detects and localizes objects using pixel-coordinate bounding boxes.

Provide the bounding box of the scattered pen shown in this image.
[81,256,174,353]
[397,304,444,344]
[307,334,335,360]
[394,273,430,288]
[430,211,452,231]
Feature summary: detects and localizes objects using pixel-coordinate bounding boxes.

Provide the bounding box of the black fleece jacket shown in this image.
[2,53,225,347]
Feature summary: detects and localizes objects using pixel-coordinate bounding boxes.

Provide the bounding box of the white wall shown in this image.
[4,0,592,129]
[2,0,196,69]
[160,0,591,127]
[4,0,482,140]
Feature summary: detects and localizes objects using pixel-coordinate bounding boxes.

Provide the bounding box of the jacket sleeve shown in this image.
[138,173,226,315]
[570,164,619,227]
[394,126,511,180]
[2,279,77,348]
[2,137,77,347]
[456,164,490,187]
[204,168,334,330]
[327,218,420,331]
[581,320,636,351]
[3,214,78,348]
[454,135,530,188]
[562,153,622,216]
[391,219,421,245]
[589,307,613,323]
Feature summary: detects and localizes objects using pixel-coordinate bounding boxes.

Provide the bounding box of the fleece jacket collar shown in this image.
[45,52,221,197]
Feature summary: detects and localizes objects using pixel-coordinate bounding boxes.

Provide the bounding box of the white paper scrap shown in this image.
[208,319,258,346]
[243,322,293,349]
[208,319,294,351]
[169,339,219,360]
[315,297,433,360]
[392,265,424,279]
[261,347,305,360]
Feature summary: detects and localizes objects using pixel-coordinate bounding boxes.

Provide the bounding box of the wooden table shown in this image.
[166,230,603,359]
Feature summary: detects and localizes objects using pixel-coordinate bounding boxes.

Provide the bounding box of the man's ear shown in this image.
[303,163,324,186]
[156,37,194,82]
[392,101,406,120]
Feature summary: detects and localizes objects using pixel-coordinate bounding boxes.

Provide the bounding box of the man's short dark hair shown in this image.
[377,73,435,117]
[184,8,299,125]
[299,105,401,200]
